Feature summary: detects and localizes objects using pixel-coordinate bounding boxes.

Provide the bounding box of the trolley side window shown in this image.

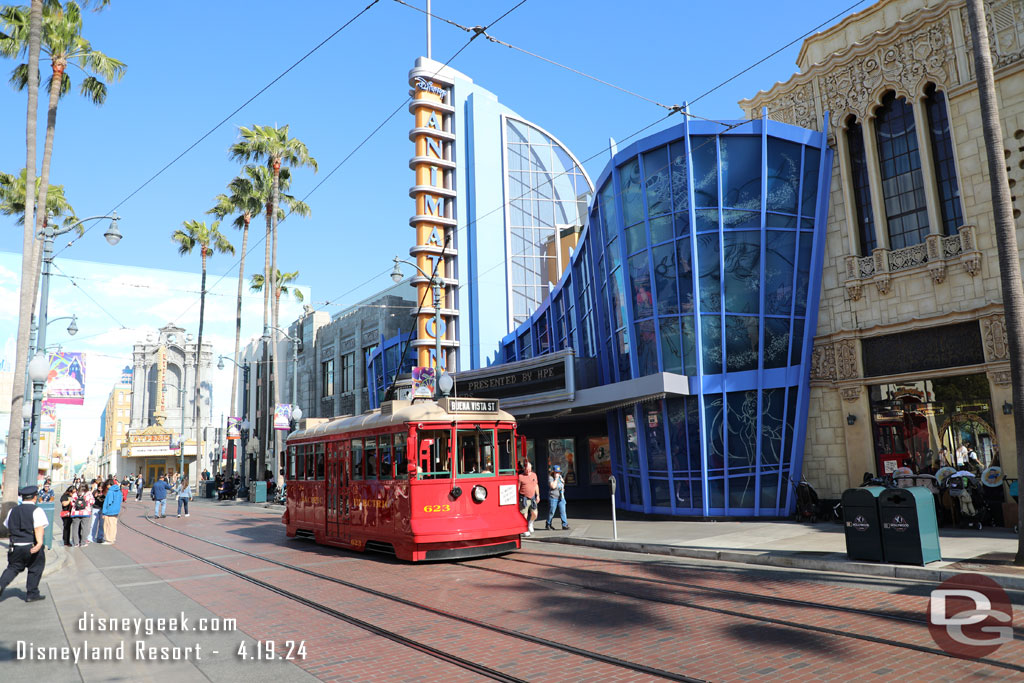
[288,446,297,479]
[417,429,451,479]
[316,443,325,480]
[498,429,516,474]
[395,433,408,479]
[379,435,393,481]
[352,438,364,480]
[365,437,378,480]
[296,446,306,480]
[305,444,315,480]
[457,428,494,477]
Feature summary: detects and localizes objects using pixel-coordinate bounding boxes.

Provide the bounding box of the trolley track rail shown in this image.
[121,516,704,683]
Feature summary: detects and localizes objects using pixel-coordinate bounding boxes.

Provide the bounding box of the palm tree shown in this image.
[0,168,77,230]
[229,125,316,476]
[250,269,305,310]
[965,0,1024,563]
[1,0,44,510]
[208,165,310,460]
[0,0,118,507]
[228,125,317,334]
[171,220,234,482]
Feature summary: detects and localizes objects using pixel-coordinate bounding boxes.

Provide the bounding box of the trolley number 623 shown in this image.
[423,504,451,513]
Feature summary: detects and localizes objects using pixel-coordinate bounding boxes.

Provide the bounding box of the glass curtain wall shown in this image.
[499,118,832,518]
[505,117,592,328]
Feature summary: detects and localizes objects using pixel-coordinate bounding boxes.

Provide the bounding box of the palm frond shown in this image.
[78,74,105,104]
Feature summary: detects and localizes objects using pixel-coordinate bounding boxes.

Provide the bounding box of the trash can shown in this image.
[842,487,885,562]
[204,481,216,499]
[878,487,941,565]
[249,481,267,503]
[37,502,55,550]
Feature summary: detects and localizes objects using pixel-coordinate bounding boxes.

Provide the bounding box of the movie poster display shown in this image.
[589,436,612,484]
[547,437,577,485]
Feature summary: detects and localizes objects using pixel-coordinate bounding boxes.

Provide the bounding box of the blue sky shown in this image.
[0,0,869,462]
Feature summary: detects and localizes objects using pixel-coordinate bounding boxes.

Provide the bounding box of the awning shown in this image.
[506,372,691,420]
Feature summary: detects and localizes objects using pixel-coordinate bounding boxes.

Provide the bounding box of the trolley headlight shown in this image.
[472,485,487,503]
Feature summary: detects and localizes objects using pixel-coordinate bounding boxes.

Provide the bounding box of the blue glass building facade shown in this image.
[497,117,833,517]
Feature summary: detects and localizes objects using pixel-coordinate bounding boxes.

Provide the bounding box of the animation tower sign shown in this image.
[408,60,457,374]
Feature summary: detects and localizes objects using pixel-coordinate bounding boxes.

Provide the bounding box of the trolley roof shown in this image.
[287,398,517,442]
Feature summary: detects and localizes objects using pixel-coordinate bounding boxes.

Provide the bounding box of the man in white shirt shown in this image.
[1,485,49,602]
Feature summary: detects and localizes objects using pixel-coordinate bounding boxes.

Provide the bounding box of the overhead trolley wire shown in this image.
[167,0,531,329]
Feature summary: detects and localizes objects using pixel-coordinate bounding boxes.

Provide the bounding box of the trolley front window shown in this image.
[417,429,451,479]
[288,446,297,479]
[316,443,325,480]
[498,429,516,474]
[457,428,494,477]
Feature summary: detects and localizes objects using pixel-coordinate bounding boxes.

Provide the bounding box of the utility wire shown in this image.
[173,0,532,325]
[52,0,382,260]
[50,261,129,329]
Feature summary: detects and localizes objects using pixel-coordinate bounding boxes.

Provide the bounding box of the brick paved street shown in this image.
[3,498,1018,682]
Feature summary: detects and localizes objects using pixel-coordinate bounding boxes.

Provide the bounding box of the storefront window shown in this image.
[868,374,997,476]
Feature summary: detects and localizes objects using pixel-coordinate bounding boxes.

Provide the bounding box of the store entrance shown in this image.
[869,373,997,476]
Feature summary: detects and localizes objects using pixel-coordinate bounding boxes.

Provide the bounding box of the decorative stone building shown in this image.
[126,323,213,481]
[739,0,1024,496]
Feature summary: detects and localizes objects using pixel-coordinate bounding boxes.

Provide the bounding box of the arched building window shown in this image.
[846,116,876,255]
[924,84,964,236]
[874,92,929,250]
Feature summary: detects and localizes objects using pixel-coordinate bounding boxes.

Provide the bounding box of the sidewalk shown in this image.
[524,499,1024,590]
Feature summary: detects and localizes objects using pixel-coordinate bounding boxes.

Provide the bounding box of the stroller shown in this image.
[945,473,990,529]
[793,478,821,523]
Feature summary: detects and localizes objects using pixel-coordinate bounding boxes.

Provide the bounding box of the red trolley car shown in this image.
[282,397,527,561]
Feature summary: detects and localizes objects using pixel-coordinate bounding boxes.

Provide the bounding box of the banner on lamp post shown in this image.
[45,351,86,405]
[227,417,241,440]
[274,404,292,431]
[412,366,435,398]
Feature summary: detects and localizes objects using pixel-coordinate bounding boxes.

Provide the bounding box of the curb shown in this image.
[41,542,68,579]
[531,536,1024,592]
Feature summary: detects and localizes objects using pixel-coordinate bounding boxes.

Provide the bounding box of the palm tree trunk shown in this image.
[195,250,208,486]
[966,0,1024,564]
[230,218,249,477]
[2,0,45,510]
[270,162,282,474]
[260,204,271,479]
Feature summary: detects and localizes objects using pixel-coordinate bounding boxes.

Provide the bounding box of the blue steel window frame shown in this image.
[924,84,963,236]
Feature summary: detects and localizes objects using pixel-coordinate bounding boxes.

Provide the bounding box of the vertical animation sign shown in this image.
[409,62,457,373]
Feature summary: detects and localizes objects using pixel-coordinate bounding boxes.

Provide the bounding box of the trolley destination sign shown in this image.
[440,397,500,414]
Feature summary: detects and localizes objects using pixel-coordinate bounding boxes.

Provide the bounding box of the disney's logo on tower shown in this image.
[928,574,1013,659]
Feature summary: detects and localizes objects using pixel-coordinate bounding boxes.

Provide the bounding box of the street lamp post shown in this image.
[21,315,78,470]
[218,355,251,479]
[262,326,302,484]
[24,214,122,487]
[391,256,449,398]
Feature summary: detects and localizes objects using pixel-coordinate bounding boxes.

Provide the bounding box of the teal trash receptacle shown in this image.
[878,487,941,565]
[250,481,267,503]
[842,487,885,562]
[37,502,55,550]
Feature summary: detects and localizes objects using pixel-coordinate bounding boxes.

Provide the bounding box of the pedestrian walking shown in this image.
[101,479,123,544]
[545,464,570,530]
[151,474,172,518]
[59,485,74,546]
[517,461,539,536]
[176,479,192,518]
[69,484,92,547]
[0,486,49,602]
[136,475,145,501]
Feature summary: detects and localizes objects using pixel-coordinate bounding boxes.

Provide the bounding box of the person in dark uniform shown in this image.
[0,485,49,602]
